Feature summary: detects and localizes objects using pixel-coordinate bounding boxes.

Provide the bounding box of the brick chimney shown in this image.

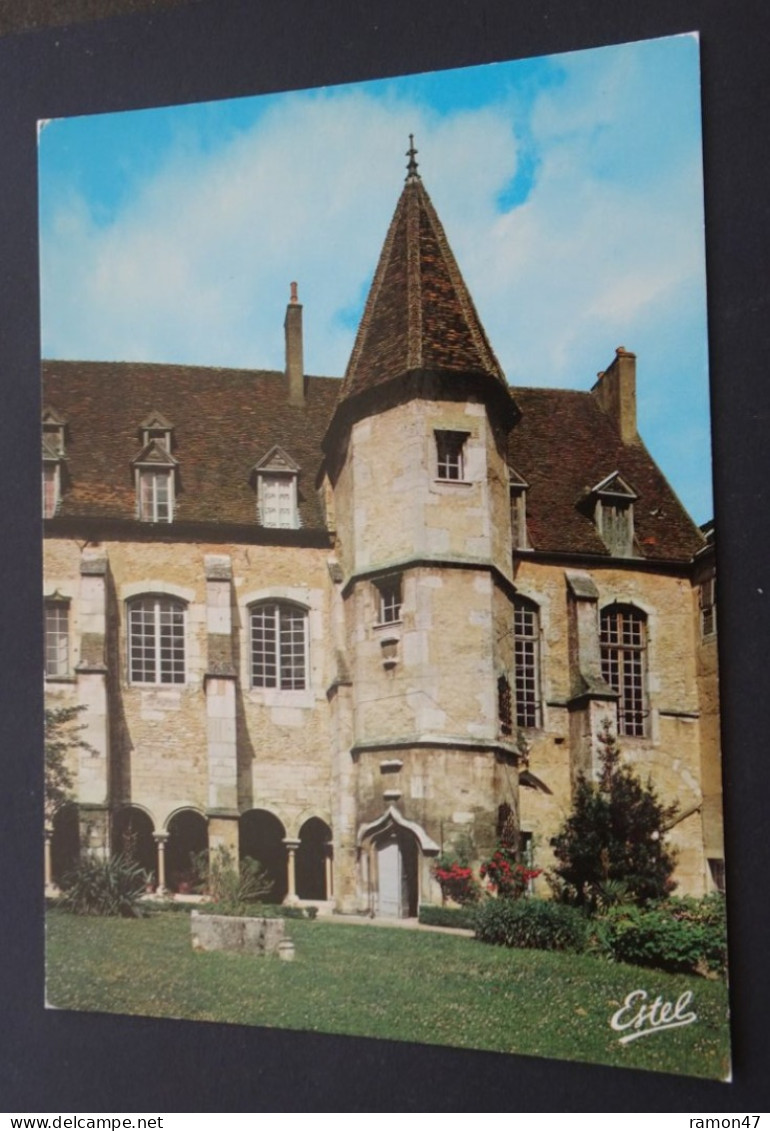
[284,281,304,405]
[591,346,639,444]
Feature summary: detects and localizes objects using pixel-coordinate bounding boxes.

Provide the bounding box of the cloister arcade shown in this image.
[46,803,333,905]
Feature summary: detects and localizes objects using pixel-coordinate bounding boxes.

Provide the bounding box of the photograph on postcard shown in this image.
[40,32,729,1079]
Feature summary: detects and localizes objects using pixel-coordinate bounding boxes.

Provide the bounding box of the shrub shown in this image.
[596,895,727,975]
[475,898,588,952]
[59,852,146,918]
[418,904,478,930]
[550,720,678,912]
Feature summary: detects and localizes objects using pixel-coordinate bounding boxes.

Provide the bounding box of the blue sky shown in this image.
[38,33,712,522]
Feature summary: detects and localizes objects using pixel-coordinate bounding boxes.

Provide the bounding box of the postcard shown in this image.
[39,32,730,1082]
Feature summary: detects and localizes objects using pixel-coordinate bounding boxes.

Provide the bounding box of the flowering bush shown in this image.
[433,860,482,906]
[480,845,541,899]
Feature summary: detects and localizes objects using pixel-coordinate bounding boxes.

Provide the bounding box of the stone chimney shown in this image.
[284,281,304,405]
[591,346,638,444]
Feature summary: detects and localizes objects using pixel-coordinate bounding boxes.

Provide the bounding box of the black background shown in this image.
[2,0,769,1113]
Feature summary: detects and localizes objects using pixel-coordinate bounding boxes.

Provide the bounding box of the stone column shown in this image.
[324,841,334,900]
[283,838,300,904]
[565,569,617,783]
[154,832,169,894]
[44,827,55,892]
[204,556,239,817]
[75,551,110,814]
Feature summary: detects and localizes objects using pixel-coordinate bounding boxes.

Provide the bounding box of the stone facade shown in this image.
[43,155,724,914]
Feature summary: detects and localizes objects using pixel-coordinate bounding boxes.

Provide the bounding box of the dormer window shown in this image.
[509,465,530,550]
[138,468,173,522]
[42,407,66,455]
[132,430,178,523]
[591,472,637,557]
[435,431,468,481]
[139,411,174,452]
[253,446,300,529]
[42,408,67,518]
[42,454,61,518]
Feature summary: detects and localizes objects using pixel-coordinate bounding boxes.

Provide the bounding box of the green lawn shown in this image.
[45,909,730,1079]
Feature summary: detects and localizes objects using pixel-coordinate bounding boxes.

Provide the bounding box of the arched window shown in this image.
[513,597,541,728]
[128,595,186,684]
[250,601,308,690]
[600,604,647,736]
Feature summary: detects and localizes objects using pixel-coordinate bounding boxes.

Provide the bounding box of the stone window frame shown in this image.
[599,602,649,737]
[136,466,175,523]
[591,472,638,558]
[44,595,71,678]
[252,446,301,530]
[139,411,174,451]
[127,594,187,686]
[42,460,61,519]
[374,574,403,626]
[257,472,299,529]
[434,429,469,482]
[249,599,309,691]
[513,595,542,729]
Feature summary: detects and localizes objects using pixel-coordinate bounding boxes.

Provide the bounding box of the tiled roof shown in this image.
[42,361,339,529]
[42,362,704,562]
[339,173,508,402]
[510,387,705,561]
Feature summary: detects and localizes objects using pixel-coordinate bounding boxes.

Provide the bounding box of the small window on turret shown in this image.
[375,576,402,625]
[435,431,468,480]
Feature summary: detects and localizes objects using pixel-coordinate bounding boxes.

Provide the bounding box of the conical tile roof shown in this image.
[339,158,508,402]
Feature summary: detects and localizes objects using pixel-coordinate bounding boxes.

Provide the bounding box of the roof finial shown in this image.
[406,134,420,181]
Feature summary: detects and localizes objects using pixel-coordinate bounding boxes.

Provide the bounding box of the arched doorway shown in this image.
[372,825,418,918]
[296,817,331,900]
[239,809,286,902]
[358,806,439,918]
[165,809,208,892]
[50,802,80,885]
[112,806,155,877]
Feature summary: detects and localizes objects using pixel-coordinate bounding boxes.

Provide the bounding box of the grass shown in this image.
[45,909,730,1079]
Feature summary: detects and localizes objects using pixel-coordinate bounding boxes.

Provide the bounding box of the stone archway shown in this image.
[112,806,155,877]
[296,817,331,900]
[165,809,208,892]
[50,802,80,885]
[358,806,439,919]
[239,809,287,902]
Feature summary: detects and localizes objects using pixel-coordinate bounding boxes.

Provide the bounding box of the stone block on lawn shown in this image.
[190,911,286,955]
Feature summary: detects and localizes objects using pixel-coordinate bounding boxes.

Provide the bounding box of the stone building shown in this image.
[42,145,724,914]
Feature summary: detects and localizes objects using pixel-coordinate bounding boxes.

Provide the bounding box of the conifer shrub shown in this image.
[474,898,588,952]
[550,720,678,912]
[59,852,146,918]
